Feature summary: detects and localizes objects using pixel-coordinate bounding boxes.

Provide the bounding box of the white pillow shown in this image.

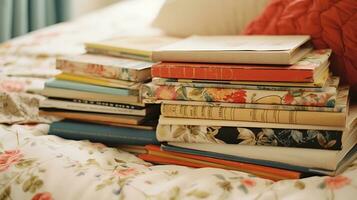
[152,0,270,37]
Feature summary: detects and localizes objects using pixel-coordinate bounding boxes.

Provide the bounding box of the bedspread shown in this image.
[1,0,357,199]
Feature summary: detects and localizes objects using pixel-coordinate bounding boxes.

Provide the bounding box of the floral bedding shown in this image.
[1,0,357,199]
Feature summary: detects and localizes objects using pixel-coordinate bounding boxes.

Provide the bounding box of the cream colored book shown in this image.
[85,36,179,61]
[153,35,313,64]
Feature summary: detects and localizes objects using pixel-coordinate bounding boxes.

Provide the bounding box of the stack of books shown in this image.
[139,35,357,180]
[39,36,178,145]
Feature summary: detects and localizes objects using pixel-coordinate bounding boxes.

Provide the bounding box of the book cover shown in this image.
[141,145,303,180]
[152,35,313,65]
[39,110,145,125]
[56,73,142,90]
[156,123,343,150]
[153,75,339,93]
[160,104,346,126]
[40,87,141,104]
[48,120,159,145]
[152,86,349,112]
[152,49,330,82]
[45,79,138,96]
[40,99,146,116]
[85,36,179,61]
[56,53,153,82]
[142,83,336,107]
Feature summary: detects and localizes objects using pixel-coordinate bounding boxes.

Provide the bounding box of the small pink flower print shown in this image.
[0,80,25,92]
[114,168,137,177]
[0,150,23,172]
[156,86,177,100]
[324,176,351,189]
[223,90,247,103]
[240,178,256,187]
[32,192,53,200]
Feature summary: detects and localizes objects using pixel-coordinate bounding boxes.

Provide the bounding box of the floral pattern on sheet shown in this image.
[156,124,342,150]
[1,123,357,200]
[142,83,337,107]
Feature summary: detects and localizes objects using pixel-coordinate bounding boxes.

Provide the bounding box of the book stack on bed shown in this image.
[39,36,177,145]
[139,35,357,180]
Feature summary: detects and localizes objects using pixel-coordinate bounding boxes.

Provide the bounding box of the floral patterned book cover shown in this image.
[152,76,339,92]
[56,53,153,82]
[142,83,337,107]
[156,124,342,150]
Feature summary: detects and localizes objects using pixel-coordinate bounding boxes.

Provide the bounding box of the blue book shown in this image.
[49,120,159,145]
[45,79,137,96]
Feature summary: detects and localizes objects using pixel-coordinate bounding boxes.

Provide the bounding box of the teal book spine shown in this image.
[45,79,137,96]
[49,120,159,145]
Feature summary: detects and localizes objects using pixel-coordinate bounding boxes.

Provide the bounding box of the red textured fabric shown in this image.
[244,0,357,100]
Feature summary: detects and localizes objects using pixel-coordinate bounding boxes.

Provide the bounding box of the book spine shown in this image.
[161,104,346,126]
[40,99,146,116]
[49,120,159,145]
[56,58,142,82]
[156,124,342,150]
[151,63,313,82]
[45,80,138,96]
[142,83,336,107]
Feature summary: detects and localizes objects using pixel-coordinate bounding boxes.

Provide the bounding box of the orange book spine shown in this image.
[145,145,301,180]
[151,62,313,82]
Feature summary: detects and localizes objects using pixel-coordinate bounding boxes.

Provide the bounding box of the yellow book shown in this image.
[55,73,142,90]
[85,36,179,61]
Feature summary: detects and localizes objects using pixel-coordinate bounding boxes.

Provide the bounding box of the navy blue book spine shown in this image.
[49,120,159,145]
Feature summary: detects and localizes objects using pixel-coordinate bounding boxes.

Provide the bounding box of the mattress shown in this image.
[1,0,357,199]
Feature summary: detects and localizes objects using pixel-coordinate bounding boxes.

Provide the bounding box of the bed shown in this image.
[1,0,357,199]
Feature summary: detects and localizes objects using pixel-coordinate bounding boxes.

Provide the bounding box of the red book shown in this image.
[151,50,330,83]
[140,145,302,181]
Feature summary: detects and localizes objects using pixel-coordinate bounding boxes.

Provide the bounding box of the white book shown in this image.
[40,99,146,116]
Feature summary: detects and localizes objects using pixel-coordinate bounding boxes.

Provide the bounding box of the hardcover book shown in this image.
[40,99,146,116]
[153,86,349,112]
[56,73,142,90]
[85,36,179,61]
[48,120,159,145]
[40,87,141,104]
[151,49,330,83]
[156,123,343,150]
[45,79,138,96]
[152,35,313,65]
[160,103,346,126]
[56,53,153,82]
[142,82,337,107]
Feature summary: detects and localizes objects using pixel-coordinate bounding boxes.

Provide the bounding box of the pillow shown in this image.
[244,0,357,100]
[152,0,270,37]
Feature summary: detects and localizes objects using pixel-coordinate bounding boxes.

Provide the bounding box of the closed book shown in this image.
[39,87,141,105]
[48,120,159,145]
[85,36,179,61]
[156,123,343,150]
[55,73,142,90]
[161,104,346,126]
[153,75,339,93]
[142,82,337,107]
[152,49,330,83]
[45,79,138,96]
[56,53,153,82]
[39,110,145,125]
[154,85,349,112]
[152,35,312,65]
[40,99,146,116]
[140,145,303,180]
